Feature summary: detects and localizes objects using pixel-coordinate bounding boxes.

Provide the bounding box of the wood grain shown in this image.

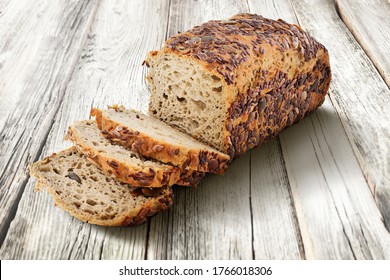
[281,99,390,259]
[249,0,390,259]
[149,155,253,260]
[0,0,99,248]
[250,140,304,259]
[248,0,297,23]
[336,0,390,87]
[0,0,170,259]
[291,0,390,231]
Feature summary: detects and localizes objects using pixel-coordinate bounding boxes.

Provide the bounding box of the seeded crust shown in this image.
[66,120,204,187]
[90,106,230,174]
[146,13,331,158]
[30,147,173,227]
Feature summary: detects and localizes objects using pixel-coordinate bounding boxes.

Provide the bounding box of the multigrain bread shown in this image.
[66,120,204,187]
[145,13,331,158]
[30,147,173,226]
[91,106,230,174]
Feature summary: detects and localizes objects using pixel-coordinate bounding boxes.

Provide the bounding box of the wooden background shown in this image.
[1,0,390,259]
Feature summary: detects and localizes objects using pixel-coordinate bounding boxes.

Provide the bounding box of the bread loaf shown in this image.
[66,120,204,187]
[30,147,173,226]
[145,13,331,158]
[91,106,230,174]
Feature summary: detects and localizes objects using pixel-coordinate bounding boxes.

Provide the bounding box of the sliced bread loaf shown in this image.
[66,120,204,187]
[30,147,173,226]
[91,106,230,174]
[145,14,331,158]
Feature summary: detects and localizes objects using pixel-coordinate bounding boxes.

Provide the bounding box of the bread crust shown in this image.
[91,107,230,174]
[30,147,174,227]
[66,120,203,187]
[146,13,331,158]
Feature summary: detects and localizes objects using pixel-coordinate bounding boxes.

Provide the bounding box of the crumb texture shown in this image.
[148,54,227,151]
[30,147,173,226]
[91,107,230,174]
[68,120,189,187]
[105,107,223,151]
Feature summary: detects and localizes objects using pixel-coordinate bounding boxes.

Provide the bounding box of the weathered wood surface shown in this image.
[336,0,390,87]
[250,140,305,259]
[0,0,99,246]
[249,0,390,259]
[1,0,390,260]
[0,0,170,259]
[281,99,390,259]
[291,0,390,231]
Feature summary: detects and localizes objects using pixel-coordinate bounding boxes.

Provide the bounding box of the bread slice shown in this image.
[66,120,204,187]
[30,147,173,226]
[91,106,230,174]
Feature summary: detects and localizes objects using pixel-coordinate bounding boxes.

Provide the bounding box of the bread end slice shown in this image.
[30,147,173,226]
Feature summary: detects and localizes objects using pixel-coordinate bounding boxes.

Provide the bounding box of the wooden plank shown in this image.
[247,0,297,23]
[280,99,390,259]
[0,0,95,130]
[0,0,170,259]
[149,155,252,259]
[336,0,390,87]
[0,0,99,248]
[250,140,304,259]
[291,0,390,231]
[147,0,303,260]
[249,0,390,258]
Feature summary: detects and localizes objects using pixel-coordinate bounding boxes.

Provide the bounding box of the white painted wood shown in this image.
[291,0,390,231]
[250,140,304,259]
[0,0,95,130]
[247,0,297,23]
[0,0,170,259]
[150,155,253,259]
[280,99,390,259]
[0,0,99,247]
[336,0,390,87]
[250,0,390,258]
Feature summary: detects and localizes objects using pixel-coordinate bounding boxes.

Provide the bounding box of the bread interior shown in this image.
[148,53,227,152]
